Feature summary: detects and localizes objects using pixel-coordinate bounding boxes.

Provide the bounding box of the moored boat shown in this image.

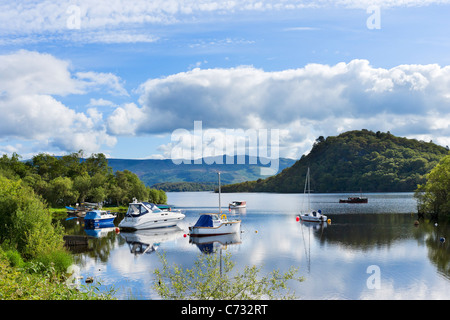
[84,210,116,228]
[189,213,241,237]
[229,201,246,209]
[119,199,185,230]
[339,196,368,203]
[298,168,329,223]
[189,172,241,236]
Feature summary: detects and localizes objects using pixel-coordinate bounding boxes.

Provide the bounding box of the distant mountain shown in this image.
[221,130,449,193]
[106,155,296,190]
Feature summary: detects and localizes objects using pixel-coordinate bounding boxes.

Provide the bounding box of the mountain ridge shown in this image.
[106,155,296,189]
[220,129,449,193]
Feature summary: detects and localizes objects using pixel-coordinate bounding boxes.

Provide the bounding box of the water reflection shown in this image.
[60,192,450,299]
[120,226,185,256]
[190,233,242,254]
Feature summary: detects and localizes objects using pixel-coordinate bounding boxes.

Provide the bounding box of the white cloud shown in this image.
[111,60,450,158]
[76,71,129,96]
[88,98,116,107]
[0,50,118,155]
[0,50,83,96]
[106,103,146,135]
[1,1,449,44]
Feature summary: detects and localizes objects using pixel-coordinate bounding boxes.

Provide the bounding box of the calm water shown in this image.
[64,192,450,300]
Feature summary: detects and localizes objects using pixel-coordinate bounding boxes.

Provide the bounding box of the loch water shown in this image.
[63,192,450,300]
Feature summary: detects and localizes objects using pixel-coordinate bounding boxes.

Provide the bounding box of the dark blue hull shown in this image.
[84,218,115,229]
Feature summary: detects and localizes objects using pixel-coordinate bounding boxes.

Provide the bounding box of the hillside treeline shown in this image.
[221,130,449,193]
[0,151,167,207]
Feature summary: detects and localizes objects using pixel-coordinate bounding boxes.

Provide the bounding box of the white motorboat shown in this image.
[189,172,241,237]
[298,168,329,223]
[228,201,246,209]
[119,199,185,230]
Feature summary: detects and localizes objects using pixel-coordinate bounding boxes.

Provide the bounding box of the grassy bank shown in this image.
[0,247,115,300]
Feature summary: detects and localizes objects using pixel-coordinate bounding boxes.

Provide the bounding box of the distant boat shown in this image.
[119,199,185,230]
[298,168,328,223]
[189,172,241,236]
[228,201,246,209]
[340,189,368,203]
[84,210,116,228]
[339,196,368,203]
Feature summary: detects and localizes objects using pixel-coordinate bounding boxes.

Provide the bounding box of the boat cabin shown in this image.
[126,202,162,217]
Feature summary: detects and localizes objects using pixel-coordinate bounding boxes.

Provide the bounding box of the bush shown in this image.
[0,175,67,260]
[33,250,73,274]
[3,248,25,268]
[415,154,450,220]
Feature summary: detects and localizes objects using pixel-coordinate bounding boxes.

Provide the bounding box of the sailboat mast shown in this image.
[307,168,311,211]
[218,172,222,214]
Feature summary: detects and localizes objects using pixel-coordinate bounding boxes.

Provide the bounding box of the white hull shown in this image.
[119,212,185,229]
[299,213,327,223]
[189,220,241,236]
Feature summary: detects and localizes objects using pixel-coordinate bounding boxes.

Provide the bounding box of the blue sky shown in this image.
[1,1,450,160]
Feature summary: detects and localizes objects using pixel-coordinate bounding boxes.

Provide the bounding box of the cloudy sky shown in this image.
[1,0,450,160]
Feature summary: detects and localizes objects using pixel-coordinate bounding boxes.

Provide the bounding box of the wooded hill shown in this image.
[221,130,449,193]
[107,156,296,190]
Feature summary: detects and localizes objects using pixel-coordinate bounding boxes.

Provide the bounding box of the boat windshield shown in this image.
[127,204,148,217]
[126,202,163,217]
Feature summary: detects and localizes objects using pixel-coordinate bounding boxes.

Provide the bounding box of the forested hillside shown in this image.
[107,156,295,187]
[0,152,166,207]
[221,130,449,193]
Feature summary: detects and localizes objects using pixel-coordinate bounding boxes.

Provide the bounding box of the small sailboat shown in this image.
[189,172,241,237]
[298,168,328,223]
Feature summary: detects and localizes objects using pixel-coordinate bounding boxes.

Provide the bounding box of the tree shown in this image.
[47,177,78,207]
[0,176,66,260]
[415,154,450,220]
[153,252,303,300]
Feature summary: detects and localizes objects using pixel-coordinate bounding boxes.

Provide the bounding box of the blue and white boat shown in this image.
[189,173,241,237]
[84,210,116,228]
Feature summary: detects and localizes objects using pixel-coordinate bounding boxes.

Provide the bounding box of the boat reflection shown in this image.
[228,207,247,215]
[84,226,117,238]
[300,220,328,230]
[120,226,185,256]
[190,233,242,254]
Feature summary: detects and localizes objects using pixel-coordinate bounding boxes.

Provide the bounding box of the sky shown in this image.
[1,0,450,161]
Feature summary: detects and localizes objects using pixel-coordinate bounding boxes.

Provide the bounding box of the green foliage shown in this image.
[222,130,449,193]
[153,252,303,300]
[151,181,217,192]
[415,155,450,220]
[0,151,167,207]
[0,175,67,260]
[0,249,115,300]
